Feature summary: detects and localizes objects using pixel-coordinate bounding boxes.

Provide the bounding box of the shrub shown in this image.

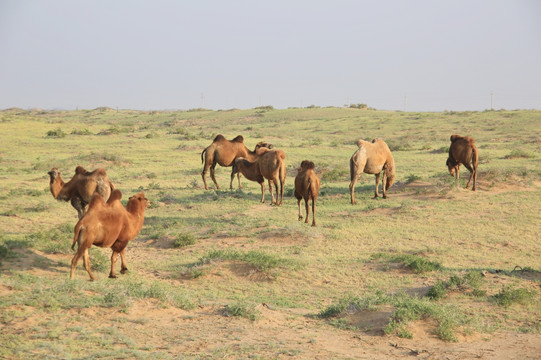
[224,301,260,321]
[172,233,196,248]
[46,128,66,138]
[492,287,536,307]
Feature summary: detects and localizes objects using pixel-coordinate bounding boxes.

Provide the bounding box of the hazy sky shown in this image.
[1,0,540,111]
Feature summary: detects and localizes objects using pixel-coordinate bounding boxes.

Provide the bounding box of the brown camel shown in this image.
[294,160,320,226]
[233,149,286,205]
[446,135,478,191]
[349,138,395,205]
[70,190,150,280]
[48,166,115,219]
[200,135,273,190]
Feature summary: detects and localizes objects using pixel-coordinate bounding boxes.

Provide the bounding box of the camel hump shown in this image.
[107,189,122,204]
[300,160,315,170]
[213,134,226,142]
[93,168,108,177]
[88,193,106,210]
[231,135,244,143]
[74,166,88,175]
[450,134,462,142]
[276,149,286,160]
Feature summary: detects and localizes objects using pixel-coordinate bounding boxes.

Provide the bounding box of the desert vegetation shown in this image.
[0,107,540,359]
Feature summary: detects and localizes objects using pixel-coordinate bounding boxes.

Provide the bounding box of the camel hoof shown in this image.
[311,223,316,227]
[298,216,303,221]
[383,195,387,199]
[120,268,129,274]
[109,274,117,279]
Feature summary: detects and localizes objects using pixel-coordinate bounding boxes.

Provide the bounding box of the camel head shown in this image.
[255,141,273,151]
[299,160,315,172]
[48,167,61,184]
[127,192,150,213]
[446,157,458,176]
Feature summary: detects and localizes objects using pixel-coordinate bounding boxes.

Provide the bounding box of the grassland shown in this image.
[0,106,540,359]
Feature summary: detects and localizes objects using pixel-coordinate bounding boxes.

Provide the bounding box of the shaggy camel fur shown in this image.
[233,149,286,205]
[446,135,478,191]
[294,160,320,226]
[200,135,273,190]
[70,190,149,280]
[349,138,396,205]
[48,166,115,219]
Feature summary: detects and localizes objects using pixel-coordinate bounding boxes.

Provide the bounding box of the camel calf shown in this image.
[70,190,150,280]
[446,135,478,191]
[294,160,320,226]
[233,149,286,205]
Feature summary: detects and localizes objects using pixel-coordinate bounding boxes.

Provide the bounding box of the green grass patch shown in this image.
[491,287,536,308]
[371,253,442,273]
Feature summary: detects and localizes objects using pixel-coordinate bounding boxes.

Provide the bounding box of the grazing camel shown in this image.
[200,135,273,190]
[48,166,115,219]
[349,138,395,205]
[233,149,286,205]
[446,135,478,191]
[294,160,320,226]
[70,190,150,280]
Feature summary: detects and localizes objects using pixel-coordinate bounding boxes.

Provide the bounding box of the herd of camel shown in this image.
[48,134,478,280]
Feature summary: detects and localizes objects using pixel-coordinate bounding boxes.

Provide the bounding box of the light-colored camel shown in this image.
[48,166,115,219]
[446,135,478,191]
[70,190,149,280]
[200,135,273,190]
[294,160,320,226]
[233,149,286,205]
[349,138,395,205]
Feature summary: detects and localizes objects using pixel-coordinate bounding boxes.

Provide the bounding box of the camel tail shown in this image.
[201,147,208,164]
[385,158,396,190]
[471,145,479,170]
[72,224,84,250]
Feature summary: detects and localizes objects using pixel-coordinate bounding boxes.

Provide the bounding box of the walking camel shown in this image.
[349,138,395,205]
[200,135,272,190]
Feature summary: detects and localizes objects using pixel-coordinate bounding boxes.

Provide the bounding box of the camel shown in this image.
[48,166,115,219]
[446,135,478,191]
[70,190,150,280]
[233,149,286,205]
[349,138,395,205]
[294,160,320,226]
[200,135,273,190]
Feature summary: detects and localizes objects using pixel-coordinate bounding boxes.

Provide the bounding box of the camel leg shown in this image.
[268,179,276,205]
[349,177,358,205]
[304,198,310,224]
[382,171,388,199]
[109,251,118,278]
[120,248,129,274]
[237,172,242,189]
[463,162,475,190]
[279,178,284,206]
[374,173,381,198]
[259,182,265,203]
[201,166,209,190]
[210,166,220,190]
[273,178,280,206]
[229,167,242,190]
[70,249,83,280]
[311,197,317,227]
[297,198,303,221]
[71,197,85,219]
[82,248,95,281]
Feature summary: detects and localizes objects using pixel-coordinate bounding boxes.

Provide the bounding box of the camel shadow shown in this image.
[0,240,69,275]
